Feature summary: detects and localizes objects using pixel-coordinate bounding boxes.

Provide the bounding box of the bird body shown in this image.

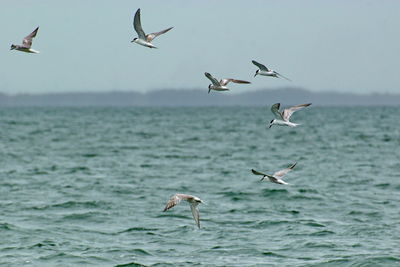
[163,194,203,228]
[131,8,173,49]
[204,72,250,93]
[252,60,291,81]
[132,38,157,49]
[269,103,311,128]
[10,27,40,54]
[252,162,297,185]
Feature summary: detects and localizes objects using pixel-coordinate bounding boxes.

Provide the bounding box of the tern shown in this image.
[252,60,291,81]
[10,27,40,53]
[163,194,204,228]
[252,162,297,185]
[204,72,251,93]
[269,103,311,128]
[131,8,173,49]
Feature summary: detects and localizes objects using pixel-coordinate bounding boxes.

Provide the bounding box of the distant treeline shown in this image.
[0,88,399,106]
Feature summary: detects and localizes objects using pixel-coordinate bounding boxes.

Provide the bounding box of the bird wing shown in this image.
[282,103,311,121]
[205,72,221,86]
[251,169,267,176]
[22,27,39,48]
[220,79,251,86]
[252,60,269,71]
[190,202,200,228]
[273,162,297,178]
[271,103,284,120]
[146,27,173,42]
[163,194,183,211]
[133,9,146,39]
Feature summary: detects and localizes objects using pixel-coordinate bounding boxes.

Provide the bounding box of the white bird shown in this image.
[131,8,173,49]
[269,103,311,128]
[252,60,291,81]
[163,194,204,228]
[252,162,297,185]
[204,72,251,93]
[10,27,40,54]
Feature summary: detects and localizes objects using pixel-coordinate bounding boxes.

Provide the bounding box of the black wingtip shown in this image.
[251,169,260,175]
[290,162,297,169]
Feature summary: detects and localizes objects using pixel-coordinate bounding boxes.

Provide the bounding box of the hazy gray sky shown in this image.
[1,0,399,94]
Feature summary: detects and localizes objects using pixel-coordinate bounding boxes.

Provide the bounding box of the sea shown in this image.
[0,106,399,267]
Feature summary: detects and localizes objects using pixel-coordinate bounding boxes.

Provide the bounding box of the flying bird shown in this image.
[131,8,173,49]
[252,60,291,81]
[252,162,297,185]
[204,72,251,93]
[163,194,204,228]
[10,27,40,53]
[269,103,311,128]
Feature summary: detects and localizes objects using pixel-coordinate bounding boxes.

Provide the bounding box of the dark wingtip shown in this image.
[291,162,297,169]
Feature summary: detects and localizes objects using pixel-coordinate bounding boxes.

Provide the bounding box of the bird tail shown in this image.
[277,73,291,81]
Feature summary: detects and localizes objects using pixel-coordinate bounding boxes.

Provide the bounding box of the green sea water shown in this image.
[0,107,399,266]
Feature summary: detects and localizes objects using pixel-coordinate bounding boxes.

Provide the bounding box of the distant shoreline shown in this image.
[1,88,399,106]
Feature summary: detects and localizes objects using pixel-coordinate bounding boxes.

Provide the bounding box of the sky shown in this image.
[1,0,399,95]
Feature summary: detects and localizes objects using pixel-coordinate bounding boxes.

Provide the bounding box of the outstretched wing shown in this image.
[282,103,311,121]
[252,60,269,71]
[146,27,173,42]
[273,162,297,178]
[251,169,267,176]
[270,103,283,120]
[133,9,146,39]
[204,72,220,86]
[22,27,39,48]
[163,194,183,211]
[220,78,251,86]
[190,203,200,228]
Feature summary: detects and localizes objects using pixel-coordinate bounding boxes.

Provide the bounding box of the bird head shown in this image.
[10,44,16,50]
[194,197,204,204]
[131,38,138,43]
[269,119,275,128]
